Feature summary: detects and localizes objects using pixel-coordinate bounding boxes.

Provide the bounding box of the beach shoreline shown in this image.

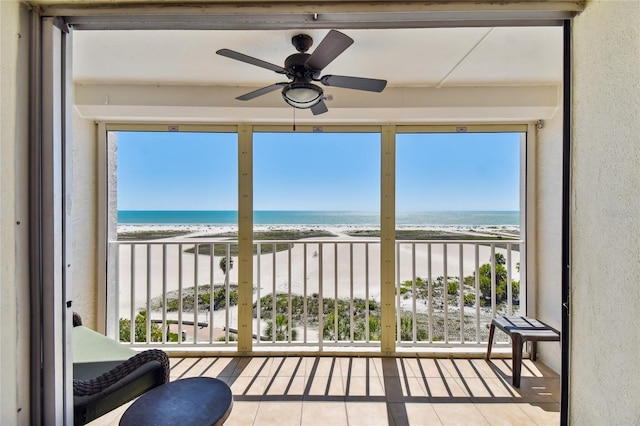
[117,223,521,240]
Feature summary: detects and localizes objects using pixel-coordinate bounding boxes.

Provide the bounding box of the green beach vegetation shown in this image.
[149,284,239,312]
[117,230,191,240]
[254,292,381,341]
[120,227,519,343]
[398,253,519,308]
[119,310,182,342]
[184,229,336,256]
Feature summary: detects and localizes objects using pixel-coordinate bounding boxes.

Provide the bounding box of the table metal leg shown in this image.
[486,323,496,360]
[511,332,523,388]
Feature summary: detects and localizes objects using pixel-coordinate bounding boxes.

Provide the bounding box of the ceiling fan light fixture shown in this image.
[282,82,324,109]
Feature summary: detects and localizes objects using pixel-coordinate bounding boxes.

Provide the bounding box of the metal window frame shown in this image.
[33,3,577,423]
[30,15,74,425]
[102,123,529,356]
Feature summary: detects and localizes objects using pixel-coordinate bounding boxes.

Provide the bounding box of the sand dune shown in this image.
[117,227,520,327]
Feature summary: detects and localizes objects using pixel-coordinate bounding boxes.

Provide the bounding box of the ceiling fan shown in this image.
[216,30,387,115]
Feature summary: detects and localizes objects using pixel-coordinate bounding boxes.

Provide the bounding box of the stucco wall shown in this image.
[71,110,99,329]
[1,1,31,424]
[534,107,563,373]
[571,1,640,424]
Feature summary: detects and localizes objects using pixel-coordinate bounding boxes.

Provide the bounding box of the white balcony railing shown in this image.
[110,238,522,350]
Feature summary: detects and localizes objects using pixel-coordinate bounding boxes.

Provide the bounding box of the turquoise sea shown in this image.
[118,210,519,227]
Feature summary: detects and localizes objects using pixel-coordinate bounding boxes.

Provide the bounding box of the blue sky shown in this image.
[116,130,520,211]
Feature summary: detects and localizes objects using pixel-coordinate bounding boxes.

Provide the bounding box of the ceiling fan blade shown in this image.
[216,49,287,74]
[320,75,387,92]
[236,83,288,101]
[305,30,354,71]
[310,99,329,115]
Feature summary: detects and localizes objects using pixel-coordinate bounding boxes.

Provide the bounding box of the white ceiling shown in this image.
[72,26,563,124]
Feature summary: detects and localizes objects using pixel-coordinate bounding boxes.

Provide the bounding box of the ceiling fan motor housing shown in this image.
[285,53,320,82]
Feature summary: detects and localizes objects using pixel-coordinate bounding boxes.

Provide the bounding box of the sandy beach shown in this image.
[116,225,520,340]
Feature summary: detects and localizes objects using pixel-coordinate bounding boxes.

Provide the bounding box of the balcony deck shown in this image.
[88,355,559,425]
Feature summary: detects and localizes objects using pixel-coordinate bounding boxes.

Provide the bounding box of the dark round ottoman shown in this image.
[119,377,233,426]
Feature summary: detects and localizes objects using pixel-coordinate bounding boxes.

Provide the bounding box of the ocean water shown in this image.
[118,210,519,227]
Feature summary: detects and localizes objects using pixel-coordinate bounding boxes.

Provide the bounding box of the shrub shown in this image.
[464,293,475,306]
[399,314,428,341]
[119,310,163,342]
[447,280,458,296]
[119,310,182,343]
[264,313,297,341]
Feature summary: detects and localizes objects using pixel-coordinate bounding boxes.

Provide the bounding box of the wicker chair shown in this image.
[72,314,170,425]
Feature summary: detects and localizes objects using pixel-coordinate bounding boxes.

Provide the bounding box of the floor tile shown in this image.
[510,378,560,403]
[346,402,393,426]
[481,377,517,398]
[419,358,455,378]
[239,357,273,377]
[401,376,429,398]
[169,357,199,379]
[516,402,560,425]
[400,358,423,378]
[455,377,493,398]
[274,356,308,378]
[450,359,482,378]
[225,400,260,426]
[87,356,560,426]
[403,402,444,425]
[426,376,470,399]
[310,357,337,376]
[255,401,303,426]
[266,375,307,396]
[431,403,490,426]
[469,359,499,378]
[301,401,347,426]
[306,373,346,397]
[202,357,240,377]
[183,357,216,376]
[475,402,537,425]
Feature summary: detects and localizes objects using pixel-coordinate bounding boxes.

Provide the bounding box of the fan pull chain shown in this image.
[292,107,296,131]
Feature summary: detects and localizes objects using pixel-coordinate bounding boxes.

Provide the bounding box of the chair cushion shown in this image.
[72,326,167,425]
[73,326,136,364]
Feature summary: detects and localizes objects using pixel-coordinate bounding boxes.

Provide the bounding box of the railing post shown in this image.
[129,244,135,343]
[491,244,497,318]
[380,125,396,354]
[349,243,354,343]
[318,243,324,351]
[303,243,307,343]
[459,243,464,343]
[443,243,448,343]
[428,243,433,343]
[178,243,183,344]
[256,243,261,344]
[193,243,199,344]
[475,244,480,343]
[146,244,152,343]
[237,124,253,352]
[365,243,370,342]
[395,242,401,342]
[507,243,513,315]
[271,243,276,343]
[333,242,338,342]
[288,244,293,342]
[209,243,215,343]
[162,244,167,343]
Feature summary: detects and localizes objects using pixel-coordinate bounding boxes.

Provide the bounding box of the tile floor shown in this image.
[89,356,560,425]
